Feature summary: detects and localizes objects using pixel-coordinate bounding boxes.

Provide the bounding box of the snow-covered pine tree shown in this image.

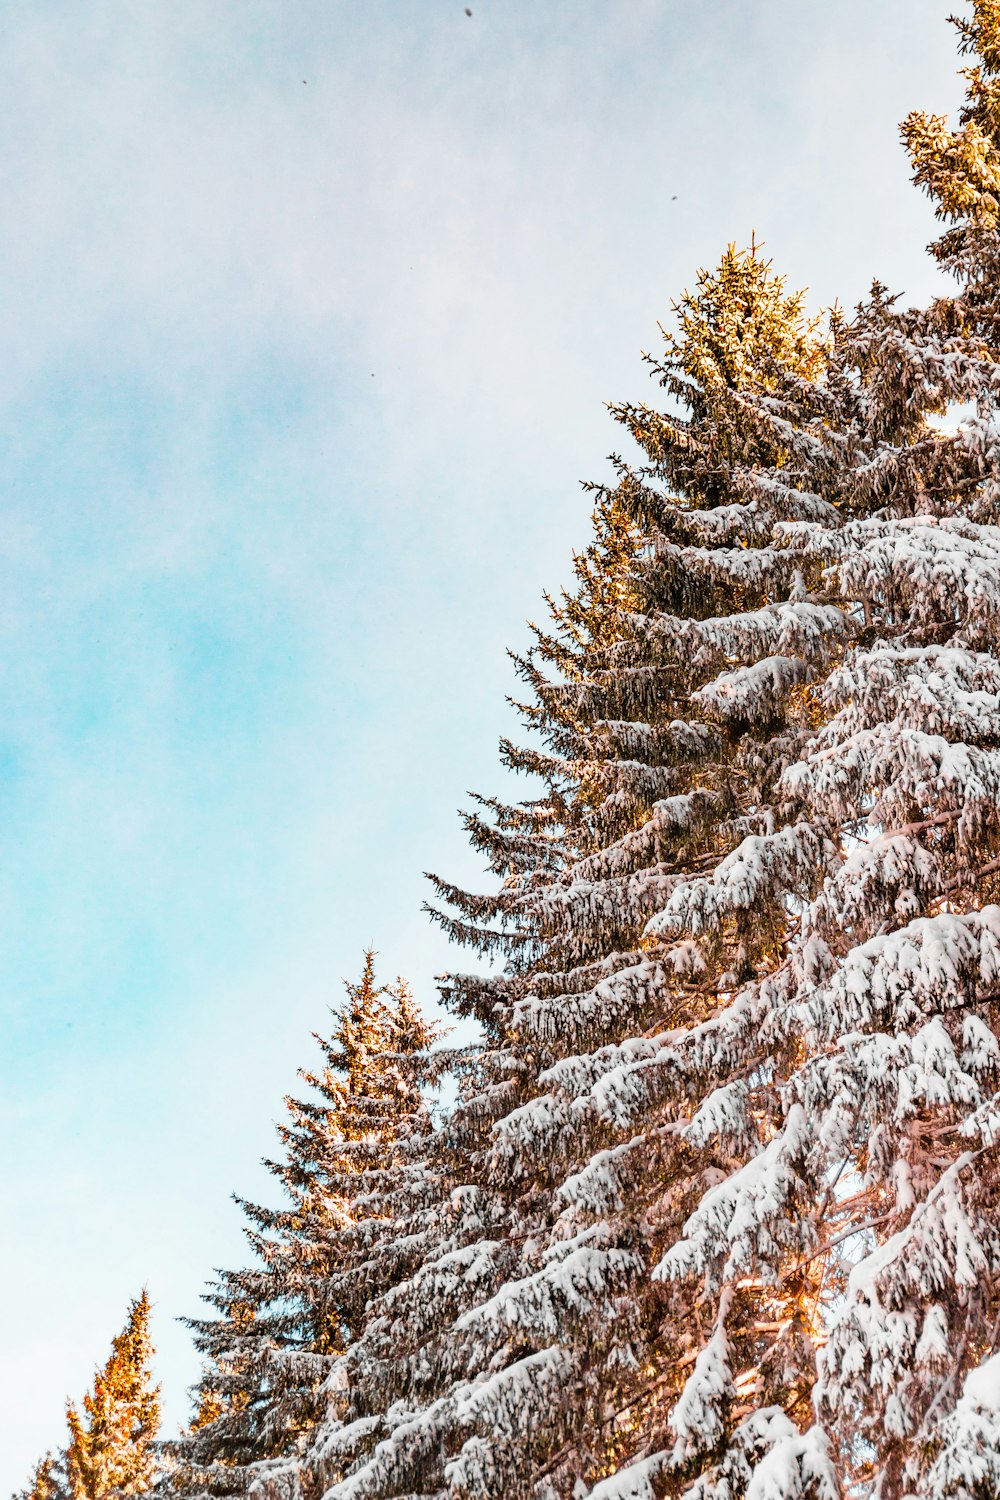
[775,6,1000,1495]
[171,953,442,1498]
[293,243,838,1500]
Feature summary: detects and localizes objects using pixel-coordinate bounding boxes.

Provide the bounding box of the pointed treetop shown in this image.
[660,237,824,403]
[321,947,438,1096]
[611,238,826,508]
[173,950,444,1489]
[65,1290,161,1500]
[549,239,825,665]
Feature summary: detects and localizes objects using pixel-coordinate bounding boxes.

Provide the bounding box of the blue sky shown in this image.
[0,0,965,1484]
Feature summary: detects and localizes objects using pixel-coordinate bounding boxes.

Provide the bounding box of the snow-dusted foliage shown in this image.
[924,1354,1000,1499]
[168,954,446,1498]
[169,9,1000,1499]
[286,240,845,1497]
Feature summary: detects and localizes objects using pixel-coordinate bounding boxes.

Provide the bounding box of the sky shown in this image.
[0,0,968,1486]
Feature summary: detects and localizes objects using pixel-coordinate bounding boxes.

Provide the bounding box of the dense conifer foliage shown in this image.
[17,1293,161,1500]
[308,251,834,1500]
[170,954,442,1497]
[282,7,1000,1497]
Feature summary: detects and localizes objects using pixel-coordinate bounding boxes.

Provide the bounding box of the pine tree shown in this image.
[15,1298,160,1500]
[64,1292,160,1500]
[293,242,833,1499]
[16,1292,162,1500]
[487,9,1000,1495]
[173,952,443,1497]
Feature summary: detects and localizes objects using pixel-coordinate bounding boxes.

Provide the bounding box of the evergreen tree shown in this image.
[15,1293,161,1500]
[172,952,443,1497]
[294,242,831,1499]
[65,1292,160,1500]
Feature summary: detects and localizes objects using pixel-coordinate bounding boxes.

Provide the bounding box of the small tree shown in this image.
[174,952,443,1495]
[65,1292,160,1500]
[15,1294,161,1500]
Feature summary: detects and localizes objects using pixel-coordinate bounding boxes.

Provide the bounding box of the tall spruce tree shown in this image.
[292,243,833,1499]
[15,1293,161,1500]
[172,953,442,1498]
